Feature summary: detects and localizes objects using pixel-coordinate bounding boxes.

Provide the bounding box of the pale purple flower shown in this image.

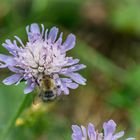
[72,120,135,140]
[0,23,86,95]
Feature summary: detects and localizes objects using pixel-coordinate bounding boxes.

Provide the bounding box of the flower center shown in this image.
[38,66,44,73]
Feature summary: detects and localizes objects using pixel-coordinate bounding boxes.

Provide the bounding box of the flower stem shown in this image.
[0,95,28,140]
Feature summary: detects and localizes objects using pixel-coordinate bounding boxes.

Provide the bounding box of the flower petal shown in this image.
[69,64,86,72]
[61,82,69,95]
[0,54,15,68]
[3,74,23,85]
[65,58,79,67]
[14,36,25,47]
[30,23,40,34]
[103,120,116,138]
[48,27,59,43]
[88,123,96,140]
[62,34,76,52]
[72,125,83,137]
[60,64,86,74]
[26,23,41,42]
[24,80,36,94]
[55,32,63,46]
[67,64,87,73]
[66,82,79,89]
[81,125,87,138]
[41,24,45,36]
[65,73,86,85]
[112,131,124,140]
[72,134,82,140]
[2,39,20,56]
[61,78,72,83]
[8,66,24,73]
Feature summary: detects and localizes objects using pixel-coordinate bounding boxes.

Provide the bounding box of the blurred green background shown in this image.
[0,0,140,139]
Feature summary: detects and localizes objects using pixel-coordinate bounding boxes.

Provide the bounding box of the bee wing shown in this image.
[33,94,42,105]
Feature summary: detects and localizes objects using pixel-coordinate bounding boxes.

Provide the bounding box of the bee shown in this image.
[33,75,59,104]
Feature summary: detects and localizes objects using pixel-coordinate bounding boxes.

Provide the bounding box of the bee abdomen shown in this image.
[44,91,54,98]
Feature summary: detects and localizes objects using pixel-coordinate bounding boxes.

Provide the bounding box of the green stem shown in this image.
[0,95,28,140]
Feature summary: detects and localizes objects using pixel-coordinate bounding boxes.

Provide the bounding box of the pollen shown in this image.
[15,118,25,126]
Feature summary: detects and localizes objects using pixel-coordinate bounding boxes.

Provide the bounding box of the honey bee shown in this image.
[33,75,59,104]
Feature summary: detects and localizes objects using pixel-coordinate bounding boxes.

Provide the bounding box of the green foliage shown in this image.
[108,0,140,34]
[0,0,139,139]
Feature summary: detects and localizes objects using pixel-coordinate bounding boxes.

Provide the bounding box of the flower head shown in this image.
[0,23,86,95]
[72,120,135,140]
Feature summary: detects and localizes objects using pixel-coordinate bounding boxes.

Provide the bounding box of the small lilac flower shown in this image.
[72,120,135,140]
[0,23,86,95]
